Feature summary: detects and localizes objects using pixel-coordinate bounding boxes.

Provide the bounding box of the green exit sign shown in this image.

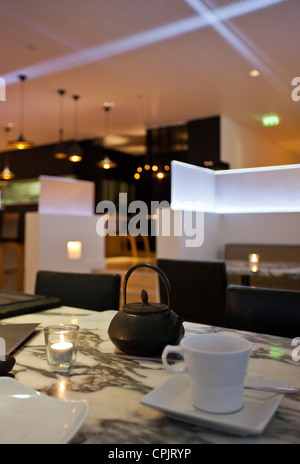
[262,115,280,126]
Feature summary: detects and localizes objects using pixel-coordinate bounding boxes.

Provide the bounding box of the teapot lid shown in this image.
[122,289,169,315]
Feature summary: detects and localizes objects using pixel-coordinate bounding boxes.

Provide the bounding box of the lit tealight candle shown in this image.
[249,253,260,264]
[50,334,74,365]
[251,264,258,273]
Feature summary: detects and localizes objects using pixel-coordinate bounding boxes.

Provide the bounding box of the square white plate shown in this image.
[0,378,89,444]
[140,374,287,436]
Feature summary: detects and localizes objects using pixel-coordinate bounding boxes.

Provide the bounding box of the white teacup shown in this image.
[162,334,252,414]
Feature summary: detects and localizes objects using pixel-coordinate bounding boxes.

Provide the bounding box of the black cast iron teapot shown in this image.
[108,263,184,356]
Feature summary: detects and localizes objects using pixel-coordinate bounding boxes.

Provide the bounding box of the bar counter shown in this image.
[1,306,300,444]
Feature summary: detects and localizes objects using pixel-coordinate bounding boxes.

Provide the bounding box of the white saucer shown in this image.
[140,374,287,436]
[0,378,89,444]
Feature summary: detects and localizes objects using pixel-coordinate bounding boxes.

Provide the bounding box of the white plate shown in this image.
[140,374,287,436]
[0,378,89,444]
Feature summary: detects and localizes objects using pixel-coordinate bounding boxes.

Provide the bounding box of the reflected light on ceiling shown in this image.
[3,0,286,85]
[184,0,286,81]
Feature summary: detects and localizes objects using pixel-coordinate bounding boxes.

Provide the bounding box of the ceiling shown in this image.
[1,0,300,161]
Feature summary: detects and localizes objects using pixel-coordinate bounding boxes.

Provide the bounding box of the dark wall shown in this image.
[2,142,74,180]
[0,138,145,211]
[188,116,220,166]
[1,115,229,214]
[146,115,229,171]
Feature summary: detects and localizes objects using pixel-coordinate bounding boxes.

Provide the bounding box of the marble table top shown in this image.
[1,306,300,444]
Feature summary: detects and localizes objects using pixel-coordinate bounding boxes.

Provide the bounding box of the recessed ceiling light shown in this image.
[249,69,260,77]
[103,102,115,110]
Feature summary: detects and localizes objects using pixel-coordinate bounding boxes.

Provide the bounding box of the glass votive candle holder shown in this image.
[44,324,79,370]
[250,264,258,273]
[248,253,260,264]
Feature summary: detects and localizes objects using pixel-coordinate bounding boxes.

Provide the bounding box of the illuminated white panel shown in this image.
[171,161,300,213]
[171,161,215,211]
[215,164,300,213]
[38,176,94,216]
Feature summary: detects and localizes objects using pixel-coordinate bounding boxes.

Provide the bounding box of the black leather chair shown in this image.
[0,211,25,291]
[224,285,300,338]
[35,271,121,311]
[157,259,227,326]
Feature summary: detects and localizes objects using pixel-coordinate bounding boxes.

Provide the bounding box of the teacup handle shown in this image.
[162,344,187,374]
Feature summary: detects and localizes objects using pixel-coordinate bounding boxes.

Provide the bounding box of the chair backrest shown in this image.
[0,211,25,242]
[35,271,121,311]
[224,285,300,338]
[157,259,227,326]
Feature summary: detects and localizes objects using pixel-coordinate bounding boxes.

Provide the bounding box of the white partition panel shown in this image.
[171,161,216,212]
[219,212,300,248]
[157,161,300,261]
[25,213,105,293]
[38,176,95,216]
[171,161,300,213]
[25,177,104,293]
[216,165,300,213]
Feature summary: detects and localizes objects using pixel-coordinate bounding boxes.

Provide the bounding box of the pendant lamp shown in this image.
[68,94,83,162]
[54,89,67,159]
[97,156,117,169]
[1,127,15,179]
[97,102,117,169]
[0,164,15,180]
[8,75,34,149]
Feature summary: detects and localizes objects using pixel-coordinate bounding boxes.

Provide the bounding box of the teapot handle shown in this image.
[123,263,171,312]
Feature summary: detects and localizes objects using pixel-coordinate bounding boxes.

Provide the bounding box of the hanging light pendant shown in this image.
[68,94,83,162]
[98,156,117,169]
[0,164,15,180]
[54,89,67,159]
[1,126,15,179]
[8,75,34,149]
[97,102,117,169]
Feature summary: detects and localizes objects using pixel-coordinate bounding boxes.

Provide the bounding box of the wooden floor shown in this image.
[99,254,160,308]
